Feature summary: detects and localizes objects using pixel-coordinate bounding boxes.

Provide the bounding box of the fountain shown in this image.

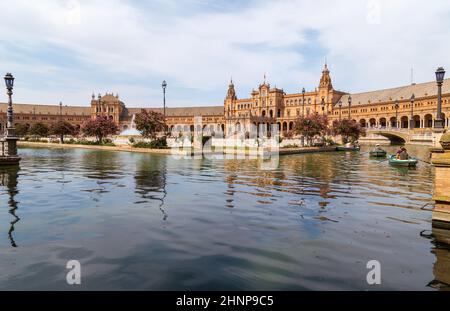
[120,114,141,136]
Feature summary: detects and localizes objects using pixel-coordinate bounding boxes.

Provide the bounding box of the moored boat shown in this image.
[388,155,418,167]
[336,146,360,152]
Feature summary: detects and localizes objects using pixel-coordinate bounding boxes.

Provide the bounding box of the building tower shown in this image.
[317,62,334,115]
[224,79,237,134]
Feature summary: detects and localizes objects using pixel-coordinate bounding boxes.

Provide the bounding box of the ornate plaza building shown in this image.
[1,64,449,138]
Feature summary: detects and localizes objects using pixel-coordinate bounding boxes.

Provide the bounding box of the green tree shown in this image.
[81,116,118,143]
[50,120,75,143]
[15,123,30,137]
[331,119,366,143]
[294,113,329,145]
[134,109,166,139]
[29,122,49,138]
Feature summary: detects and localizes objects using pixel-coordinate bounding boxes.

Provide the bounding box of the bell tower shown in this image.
[224,78,237,118]
[317,62,334,115]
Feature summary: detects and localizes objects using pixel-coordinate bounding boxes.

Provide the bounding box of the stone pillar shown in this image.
[432,138,450,228]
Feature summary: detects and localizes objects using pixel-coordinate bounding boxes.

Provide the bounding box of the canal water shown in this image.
[0,145,448,290]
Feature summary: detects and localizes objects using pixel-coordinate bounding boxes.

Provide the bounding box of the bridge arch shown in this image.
[369,129,408,144]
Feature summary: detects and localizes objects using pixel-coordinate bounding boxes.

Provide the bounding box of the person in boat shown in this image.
[396,147,403,159]
[374,144,383,151]
[397,147,409,160]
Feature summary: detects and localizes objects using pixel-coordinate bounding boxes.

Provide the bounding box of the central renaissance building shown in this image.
[1,64,449,136]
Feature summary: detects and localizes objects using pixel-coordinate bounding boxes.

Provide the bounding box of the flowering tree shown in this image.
[294,113,329,145]
[331,119,366,143]
[134,109,166,139]
[50,120,75,143]
[81,116,118,143]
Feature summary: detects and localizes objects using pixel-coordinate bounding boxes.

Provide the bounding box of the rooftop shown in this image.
[339,78,450,107]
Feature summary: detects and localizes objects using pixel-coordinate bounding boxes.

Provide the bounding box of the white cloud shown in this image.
[0,0,449,107]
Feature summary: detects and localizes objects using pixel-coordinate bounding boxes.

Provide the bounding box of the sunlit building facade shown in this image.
[1,64,449,136]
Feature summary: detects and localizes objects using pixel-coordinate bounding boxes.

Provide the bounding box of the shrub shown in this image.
[133,137,168,149]
[282,144,300,149]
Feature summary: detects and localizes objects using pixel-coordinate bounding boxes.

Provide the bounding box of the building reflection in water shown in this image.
[429,161,450,290]
[426,227,450,290]
[134,156,168,220]
[0,166,20,247]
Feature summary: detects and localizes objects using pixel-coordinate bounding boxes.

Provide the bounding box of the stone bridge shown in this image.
[364,127,440,145]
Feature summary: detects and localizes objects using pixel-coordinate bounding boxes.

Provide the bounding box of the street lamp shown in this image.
[162,80,167,132]
[3,72,20,161]
[410,94,415,129]
[348,95,352,120]
[338,100,343,121]
[435,67,445,129]
[394,100,399,128]
[4,73,15,132]
[302,87,306,117]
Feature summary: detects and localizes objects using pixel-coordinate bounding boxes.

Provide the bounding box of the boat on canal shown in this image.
[369,145,387,157]
[336,145,360,152]
[388,154,418,167]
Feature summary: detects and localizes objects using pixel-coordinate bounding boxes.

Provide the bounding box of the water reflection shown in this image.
[0,166,20,247]
[0,145,447,290]
[134,155,168,220]
[427,227,450,290]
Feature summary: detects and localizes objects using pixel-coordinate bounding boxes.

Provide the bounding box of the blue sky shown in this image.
[0,0,450,108]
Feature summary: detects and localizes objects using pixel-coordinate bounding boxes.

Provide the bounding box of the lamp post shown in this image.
[395,100,399,128]
[435,67,445,129]
[59,101,63,121]
[348,95,352,120]
[4,73,15,134]
[338,100,342,121]
[302,87,305,117]
[3,72,20,161]
[162,80,167,132]
[410,94,415,129]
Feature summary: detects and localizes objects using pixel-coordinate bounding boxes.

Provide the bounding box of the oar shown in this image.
[415,157,431,165]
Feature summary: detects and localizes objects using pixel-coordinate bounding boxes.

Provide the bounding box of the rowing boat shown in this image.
[369,149,387,157]
[388,155,418,167]
[336,146,360,152]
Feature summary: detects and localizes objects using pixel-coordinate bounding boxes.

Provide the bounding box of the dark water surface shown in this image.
[0,145,448,290]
